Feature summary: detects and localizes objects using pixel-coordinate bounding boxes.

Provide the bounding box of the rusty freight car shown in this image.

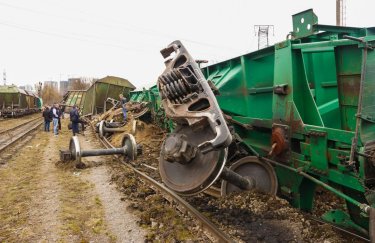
[61,76,136,116]
[0,85,42,118]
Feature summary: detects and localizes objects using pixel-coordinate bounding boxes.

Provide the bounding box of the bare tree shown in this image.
[41,83,61,105]
[69,77,97,90]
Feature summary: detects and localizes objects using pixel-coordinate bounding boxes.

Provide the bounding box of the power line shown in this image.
[0,1,242,52]
[0,19,232,61]
[0,20,150,52]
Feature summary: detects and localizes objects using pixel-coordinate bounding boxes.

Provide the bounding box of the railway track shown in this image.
[89,124,234,243]
[89,122,370,242]
[0,117,43,152]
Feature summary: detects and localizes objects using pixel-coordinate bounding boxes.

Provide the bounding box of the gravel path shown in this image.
[0,118,146,242]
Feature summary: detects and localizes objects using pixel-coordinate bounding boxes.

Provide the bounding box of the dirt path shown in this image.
[27,135,62,242]
[0,119,146,242]
[79,130,146,242]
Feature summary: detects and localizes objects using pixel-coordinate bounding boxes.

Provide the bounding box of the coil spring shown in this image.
[159,69,191,103]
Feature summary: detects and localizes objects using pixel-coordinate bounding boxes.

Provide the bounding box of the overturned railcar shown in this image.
[61,76,136,116]
[156,9,375,239]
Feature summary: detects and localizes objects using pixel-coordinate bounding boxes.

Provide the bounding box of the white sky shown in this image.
[0,0,374,90]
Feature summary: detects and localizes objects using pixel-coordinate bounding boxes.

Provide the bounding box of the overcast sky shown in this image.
[0,0,374,90]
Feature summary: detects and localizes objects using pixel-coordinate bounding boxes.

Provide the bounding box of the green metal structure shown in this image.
[130,85,172,130]
[0,85,42,117]
[198,9,375,237]
[128,9,375,237]
[62,76,135,116]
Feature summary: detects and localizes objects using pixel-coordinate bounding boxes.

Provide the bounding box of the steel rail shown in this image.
[89,122,233,243]
[0,116,42,135]
[0,117,43,152]
[88,122,373,242]
[308,216,370,242]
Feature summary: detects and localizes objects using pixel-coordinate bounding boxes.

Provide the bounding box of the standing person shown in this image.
[77,107,85,133]
[70,105,80,136]
[119,94,127,122]
[56,104,62,131]
[51,103,59,136]
[42,106,51,132]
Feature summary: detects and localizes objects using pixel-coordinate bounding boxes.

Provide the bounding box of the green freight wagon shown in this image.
[201,9,375,238]
[156,9,375,239]
[129,85,172,129]
[62,76,136,116]
[0,85,41,117]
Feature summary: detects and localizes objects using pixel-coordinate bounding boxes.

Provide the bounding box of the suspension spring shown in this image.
[159,69,192,104]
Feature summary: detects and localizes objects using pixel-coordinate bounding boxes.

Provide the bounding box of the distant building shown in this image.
[24,84,34,91]
[18,84,34,91]
[60,80,68,95]
[44,81,58,90]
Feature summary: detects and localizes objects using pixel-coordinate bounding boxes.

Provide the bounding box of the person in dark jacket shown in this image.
[70,105,80,136]
[42,106,52,132]
[77,107,85,132]
[58,107,63,130]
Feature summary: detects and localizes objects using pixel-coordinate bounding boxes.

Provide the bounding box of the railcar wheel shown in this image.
[221,156,278,196]
[159,125,228,196]
[69,136,84,167]
[98,120,105,138]
[122,133,137,161]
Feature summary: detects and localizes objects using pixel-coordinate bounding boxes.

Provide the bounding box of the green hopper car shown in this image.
[61,76,135,116]
[0,85,42,118]
[155,9,375,240]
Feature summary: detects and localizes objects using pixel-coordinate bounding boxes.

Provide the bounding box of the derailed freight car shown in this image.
[61,76,136,116]
[0,85,42,117]
[156,9,375,240]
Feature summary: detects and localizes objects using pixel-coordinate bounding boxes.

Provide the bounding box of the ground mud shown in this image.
[96,110,365,243]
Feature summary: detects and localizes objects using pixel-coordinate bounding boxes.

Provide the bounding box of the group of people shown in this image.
[42,93,127,137]
[42,104,84,136]
[42,103,63,136]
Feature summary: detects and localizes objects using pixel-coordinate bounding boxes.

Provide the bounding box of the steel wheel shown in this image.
[221,156,278,196]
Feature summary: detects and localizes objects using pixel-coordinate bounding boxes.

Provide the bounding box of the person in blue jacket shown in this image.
[51,104,60,136]
[119,94,127,122]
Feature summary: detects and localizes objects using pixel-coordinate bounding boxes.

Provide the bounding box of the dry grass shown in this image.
[57,169,116,242]
[0,121,116,242]
[0,133,47,241]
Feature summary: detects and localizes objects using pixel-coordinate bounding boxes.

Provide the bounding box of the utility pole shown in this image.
[3,69,6,86]
[336,0,346,26]
[37,82,42,97]
[254,25,274,50]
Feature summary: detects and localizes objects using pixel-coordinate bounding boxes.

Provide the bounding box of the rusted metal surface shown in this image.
[157,41,233,195]
[159,125,228,195]
[61,76,136,115]
[158,41,232,153]
[270,126,289,156]
[0,85,41,117]
[221,156,278,196]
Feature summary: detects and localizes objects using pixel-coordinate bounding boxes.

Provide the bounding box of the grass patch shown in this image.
[0,133,47,242]
[57,169,114,242]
